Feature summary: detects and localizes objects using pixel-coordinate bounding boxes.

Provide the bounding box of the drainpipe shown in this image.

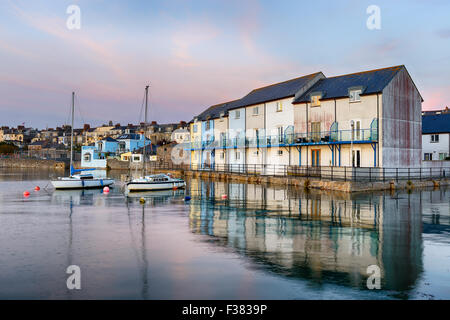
[334,99,337,166]
[377,93,380,167]
[306,102,309,167]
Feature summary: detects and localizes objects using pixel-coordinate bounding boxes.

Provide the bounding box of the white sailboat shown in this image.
[126,85,186,192]
[51,92,115,190]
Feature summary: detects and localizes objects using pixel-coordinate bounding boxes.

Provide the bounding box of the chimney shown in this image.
[83,124,90,131]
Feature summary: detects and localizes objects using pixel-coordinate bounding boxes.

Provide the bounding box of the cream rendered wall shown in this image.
[190,121,202,169]
[265,97,295,167]
[245,103,265,166]
[228,108,246,169]
[214,117,228,167]
[294,95,380,167]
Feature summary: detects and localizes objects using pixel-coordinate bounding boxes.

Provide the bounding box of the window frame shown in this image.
[430,134,439,143]
[311,95,321,107]
[276,101,283,112]
[349,89,362,103]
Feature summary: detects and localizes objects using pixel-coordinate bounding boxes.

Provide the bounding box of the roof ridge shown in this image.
[325,65,404,79]
[249,72,322,92]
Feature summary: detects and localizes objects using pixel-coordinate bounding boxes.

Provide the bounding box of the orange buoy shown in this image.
[34,186,40,191]
[173,186,178,191]
[23,191,30,197]
[103,186,110,193]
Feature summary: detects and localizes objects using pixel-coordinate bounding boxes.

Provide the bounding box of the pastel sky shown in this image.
[1,0,449,129]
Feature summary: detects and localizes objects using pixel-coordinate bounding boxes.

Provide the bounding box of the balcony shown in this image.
[184,128,378,150]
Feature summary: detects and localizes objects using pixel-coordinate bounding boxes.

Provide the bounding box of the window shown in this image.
[424,153,432,161]
[220,152,225,159]
[83,153,91,162]
[133,156,140,162]
[276,101,283,112]
[351,120,361,140]
[311,122,321,141]
[220,112,225,121]
[193,125,198,133]
[206,121,210,131]
[235,152,240,160]
[253,151,259,156]
[430,134,439,143]
[277,126,283,143]
[439,153,448,160]
[311,95,320,107]
[277,150,283,156]
[253,106,259,115]
[349,89,362,102]
[235,110,240,119]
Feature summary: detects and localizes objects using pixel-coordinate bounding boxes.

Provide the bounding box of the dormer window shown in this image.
[349,89,362,102]
[276,101,283,112]
[349,86,364,103]
[311,95,321,107]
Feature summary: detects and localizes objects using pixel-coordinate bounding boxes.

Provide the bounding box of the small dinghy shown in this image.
[127,173,185,192]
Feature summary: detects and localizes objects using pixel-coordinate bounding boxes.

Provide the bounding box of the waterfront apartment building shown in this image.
[422,110,450,161]
[187,65,423,169]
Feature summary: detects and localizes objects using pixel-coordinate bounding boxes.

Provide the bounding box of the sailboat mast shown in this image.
[143,85,149,176]
[70,91,74,175]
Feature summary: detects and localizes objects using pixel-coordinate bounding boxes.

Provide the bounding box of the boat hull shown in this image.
[51,178,115,190]
[127,180,185,192]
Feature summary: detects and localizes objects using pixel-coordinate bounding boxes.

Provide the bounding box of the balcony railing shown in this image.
[186,128,377,150]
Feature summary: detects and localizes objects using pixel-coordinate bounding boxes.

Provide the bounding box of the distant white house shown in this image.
[422,110,450,161]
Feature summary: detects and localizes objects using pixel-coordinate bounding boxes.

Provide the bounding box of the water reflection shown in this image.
[1,168,449,299]
[186,180,442,296]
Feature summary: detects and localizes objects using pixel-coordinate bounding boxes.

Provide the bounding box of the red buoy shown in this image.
[221,194,228,200]
[34,186,40,191]
[103,186,110,193]
[23,191,30,197]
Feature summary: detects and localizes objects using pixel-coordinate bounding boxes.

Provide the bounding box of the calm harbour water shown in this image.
[0,169,449,300]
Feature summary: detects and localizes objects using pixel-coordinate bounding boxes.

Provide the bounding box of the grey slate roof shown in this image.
[195,99,241,121]
[293,66,404,103]
[422,113,450,134]
[102,137,117,142]
[232,72,323,109]
[193,73,322,121]
[117,133,142,140]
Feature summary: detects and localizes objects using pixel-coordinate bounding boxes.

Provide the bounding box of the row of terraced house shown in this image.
[186,65,423,171]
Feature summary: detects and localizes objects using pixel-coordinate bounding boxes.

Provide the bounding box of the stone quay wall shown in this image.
[0,158,65,170]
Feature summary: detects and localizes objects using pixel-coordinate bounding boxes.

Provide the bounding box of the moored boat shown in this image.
[50,91,115,190]
[52,173,115,190]
[127,173,185,191]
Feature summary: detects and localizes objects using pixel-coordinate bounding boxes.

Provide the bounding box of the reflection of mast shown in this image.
[141,204,149,299]
[66,196,74,299]
[125,196,149,299]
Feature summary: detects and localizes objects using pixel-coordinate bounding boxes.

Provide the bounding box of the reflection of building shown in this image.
[188,180,424,293]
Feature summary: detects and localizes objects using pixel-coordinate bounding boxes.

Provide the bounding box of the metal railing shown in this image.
[187,128,378,150]
[147,162,449,182]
